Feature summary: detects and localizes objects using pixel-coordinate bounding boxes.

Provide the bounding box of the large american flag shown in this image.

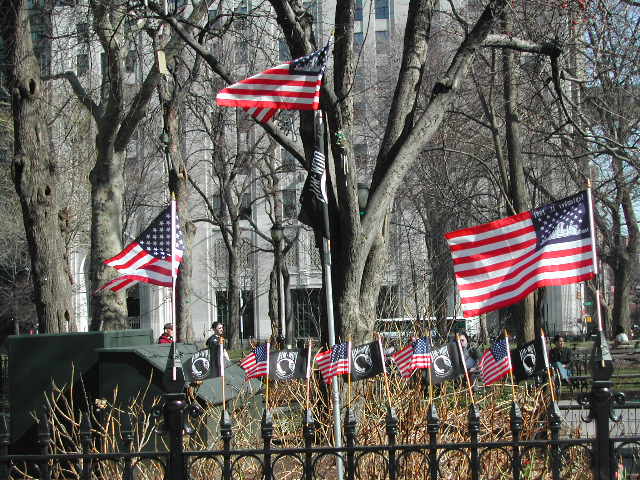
[445,191,595,318]
[215,44,330,123]
[240,343,270,380]
[479,338,511,386]
[316,342,351,384]
[98,205,184,292]
[391,337,432,378]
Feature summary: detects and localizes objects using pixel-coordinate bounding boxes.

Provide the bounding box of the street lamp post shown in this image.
[270,223,285,348]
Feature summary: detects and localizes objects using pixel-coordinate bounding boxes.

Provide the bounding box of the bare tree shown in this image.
[0,0,75,332]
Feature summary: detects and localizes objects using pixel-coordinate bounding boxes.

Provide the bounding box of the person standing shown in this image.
[206,322,230,364]
[158,323,174,344]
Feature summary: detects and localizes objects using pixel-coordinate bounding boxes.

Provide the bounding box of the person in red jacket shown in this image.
[158,323,174,344]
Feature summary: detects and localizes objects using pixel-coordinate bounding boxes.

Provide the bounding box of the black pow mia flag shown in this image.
[425,342,463,385]
[350,341,384,381]
[512,337,547,383]
[269,349,308,381]
[183,347,223,383]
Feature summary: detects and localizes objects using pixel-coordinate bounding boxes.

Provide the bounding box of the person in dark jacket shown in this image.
[206,322,230,364]
[158,323,174,344]
[550,335,572,383]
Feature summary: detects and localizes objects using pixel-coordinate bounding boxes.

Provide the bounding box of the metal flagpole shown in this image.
[170,194,178,381]
[586,182,604,333]
[317,111,344,480]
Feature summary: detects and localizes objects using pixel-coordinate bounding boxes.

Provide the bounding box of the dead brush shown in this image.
[27,368,590,480]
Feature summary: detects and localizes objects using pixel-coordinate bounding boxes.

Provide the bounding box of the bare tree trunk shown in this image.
[0,0,75,333]
[502,7,534,342]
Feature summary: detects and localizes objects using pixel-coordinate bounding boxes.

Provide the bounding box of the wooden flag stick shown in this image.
[504,330,516,400]
[541,329,556,403]
[456,334,475,405]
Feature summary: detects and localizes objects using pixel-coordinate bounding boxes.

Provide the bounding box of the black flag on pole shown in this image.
[512,337,547,383]
[349,341,385,381]
[298,112,329,239]
[183,346,223,382]
[424,342,463,385]
[269,349,309,381]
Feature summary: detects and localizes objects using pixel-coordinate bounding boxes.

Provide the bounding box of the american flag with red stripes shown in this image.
[391,337,432,378]
[316,342,351,384]
[479,338,511,386]
[445,191,595,318]
[215,43,330,123]
[98,205,184,292]
[240,343,270,380]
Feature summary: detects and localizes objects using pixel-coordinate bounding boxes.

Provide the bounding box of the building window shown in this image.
[125,50,137,73]
[377,285,399,319]
[278,39,290,62]
[355,0,363,21]
[281,148,297,171]
[126,285,140,329]
[354,32,364,49]
[240,290,255,340]
[239,193,251,219]
[76,22,89,44]
[235,43,248,64]
[354,143,367,164]
[214,238,229,272]
[292,288,321,338]
[77,53,89,76]
[283,189,298,219]
[211,194,224,217]
[216,290,229,327]
[307,231,321,270]
[375,0,389,19]
[376,30,389,55]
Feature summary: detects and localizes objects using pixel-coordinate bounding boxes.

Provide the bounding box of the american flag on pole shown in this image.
[97,204,184,292]
[240,343,270,380]
[316,342,351,384]
[391,337,432,378]
[445,191,595,318]
[479,338,511,386]
[215,43,330,123]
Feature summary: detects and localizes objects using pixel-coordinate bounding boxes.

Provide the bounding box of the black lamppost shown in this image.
[270,223,285,347]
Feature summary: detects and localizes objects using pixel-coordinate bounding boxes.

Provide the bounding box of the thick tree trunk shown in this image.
[502,8,534,342]
[359,232,388,343]
[0,0,75,333]
[89,144,127,330]
[227,247,241,348]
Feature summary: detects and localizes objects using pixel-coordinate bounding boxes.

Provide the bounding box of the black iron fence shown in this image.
[1,380,639,480]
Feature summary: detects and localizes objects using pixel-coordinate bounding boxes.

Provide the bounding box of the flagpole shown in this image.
[456,334,475,405]
[586,183,607,353]
[170,194,178,381]
[541,329,556,403]
[504,330,516,400]
[426,329,433,405]
[265,343,270,411]
[315,111,343,479]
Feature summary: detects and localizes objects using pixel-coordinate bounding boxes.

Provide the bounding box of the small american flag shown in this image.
[480,338,511,386]
[216,43,330,123]
[391,337,432,378]
[240,343,270,380]
[446,191,595,318]
[97,204,184,292]
[316,342,351,384]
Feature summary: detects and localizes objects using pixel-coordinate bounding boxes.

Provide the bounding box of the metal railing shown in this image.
[0,379,638,480]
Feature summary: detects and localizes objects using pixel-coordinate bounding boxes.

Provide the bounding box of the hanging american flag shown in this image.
[391,337,432,378]
[479,338,511,386]
[446,191,595,318]
[97,205,184,292]
[215,43,330,123]
[240,343,270,380]
[316,342,351,384]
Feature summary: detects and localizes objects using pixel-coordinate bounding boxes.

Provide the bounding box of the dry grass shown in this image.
[16,369,593,480]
